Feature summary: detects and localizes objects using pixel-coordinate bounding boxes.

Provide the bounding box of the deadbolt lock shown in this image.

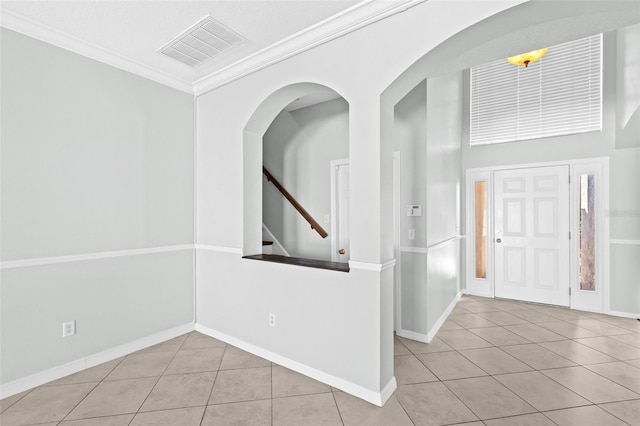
[338,249,346,255]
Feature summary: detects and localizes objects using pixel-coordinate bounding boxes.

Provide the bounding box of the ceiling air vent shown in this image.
[157,15,244,68]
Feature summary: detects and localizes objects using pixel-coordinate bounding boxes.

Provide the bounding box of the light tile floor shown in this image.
[2,295,640,425]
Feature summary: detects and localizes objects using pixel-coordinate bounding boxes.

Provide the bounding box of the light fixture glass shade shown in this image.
[507,48,548,67]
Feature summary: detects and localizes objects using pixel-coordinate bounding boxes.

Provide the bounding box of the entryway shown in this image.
[465,158,609,313]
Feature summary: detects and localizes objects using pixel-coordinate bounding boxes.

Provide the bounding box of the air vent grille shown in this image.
[158,15,244,68]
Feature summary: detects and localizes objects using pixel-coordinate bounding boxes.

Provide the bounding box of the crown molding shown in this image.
[192,0,426,96]
[0,8,194,94]
[1,1,426,97]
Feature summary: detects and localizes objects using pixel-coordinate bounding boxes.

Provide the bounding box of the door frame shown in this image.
[330,158,350,262]
[393,152,401,332]
[465,157,609,313]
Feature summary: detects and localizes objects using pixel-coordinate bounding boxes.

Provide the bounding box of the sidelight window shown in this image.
[579,174,596,291]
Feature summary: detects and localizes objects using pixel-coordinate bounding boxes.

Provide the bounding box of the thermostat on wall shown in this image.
[406,205,422,216]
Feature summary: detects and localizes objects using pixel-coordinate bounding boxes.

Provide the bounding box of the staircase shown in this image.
[262,240,274,254]
[262,224,289,256]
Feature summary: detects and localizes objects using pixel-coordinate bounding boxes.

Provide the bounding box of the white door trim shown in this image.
[465,157,610,312]
[330,158,350,262]
[393,151,401,332]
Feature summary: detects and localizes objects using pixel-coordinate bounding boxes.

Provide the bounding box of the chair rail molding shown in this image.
[0,245,194,269]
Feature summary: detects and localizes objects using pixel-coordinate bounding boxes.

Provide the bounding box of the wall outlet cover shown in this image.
[62,320,76,337]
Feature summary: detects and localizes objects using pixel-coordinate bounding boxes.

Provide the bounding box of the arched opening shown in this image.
[243,83,350,268]
[381,0,639,342]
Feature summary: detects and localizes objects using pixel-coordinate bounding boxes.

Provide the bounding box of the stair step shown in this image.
[262,241,274,246]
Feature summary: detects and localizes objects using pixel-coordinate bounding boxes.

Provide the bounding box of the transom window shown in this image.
[470,34,602,146]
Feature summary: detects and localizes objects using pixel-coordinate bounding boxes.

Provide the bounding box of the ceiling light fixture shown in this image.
[507,48,548,67]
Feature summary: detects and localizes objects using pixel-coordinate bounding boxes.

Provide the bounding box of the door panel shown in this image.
[505,199,525,236]
[495,165,570,306]
[534,198,557,237]
[534,249,558,289]
[504,247,526,286]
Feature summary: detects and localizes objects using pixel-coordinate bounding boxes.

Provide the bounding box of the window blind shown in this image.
[470,34,602,145]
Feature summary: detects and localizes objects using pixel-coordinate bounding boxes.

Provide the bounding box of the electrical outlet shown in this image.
[62,320,76,337]
[269,313,276,327]
[408,229,415,240]
[323,214,330,224]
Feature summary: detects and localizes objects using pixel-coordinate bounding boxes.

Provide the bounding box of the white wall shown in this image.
[0,29,195,386]
[263,99,349,260]
[196,0,519,404]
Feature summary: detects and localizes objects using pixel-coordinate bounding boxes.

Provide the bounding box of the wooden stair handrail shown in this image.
[263,167,328,238]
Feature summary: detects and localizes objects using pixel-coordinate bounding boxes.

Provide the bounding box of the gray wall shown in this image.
[1,29,195,384]
[395,82,428,334]
[460,25,640,314]
[262,99,349,260]
[395,81,428,248]
[394,72,463,337]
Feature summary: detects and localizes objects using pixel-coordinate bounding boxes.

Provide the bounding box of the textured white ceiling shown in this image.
[1,0,360,88]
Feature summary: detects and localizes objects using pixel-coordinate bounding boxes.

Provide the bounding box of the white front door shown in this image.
[494,165,570,306]
[331,160,350,262]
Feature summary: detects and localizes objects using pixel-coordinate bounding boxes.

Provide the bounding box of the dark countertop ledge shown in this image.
[242,254,350,272]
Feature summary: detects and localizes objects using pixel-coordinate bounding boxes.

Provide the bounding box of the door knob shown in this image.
[496,238,502,243]
[338,249,346,255]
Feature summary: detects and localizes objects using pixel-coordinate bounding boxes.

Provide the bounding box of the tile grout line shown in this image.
[0,388,34,415]
[442,347,541,422]
[455,311,599,419]
[389,338,417,425]
[329,385,345,425]
[596,400,638,426]
[56,354,126,424]
[580,363,640,398]
[198,338,229,426]
[398,296,640,424]
[495,342,634,413]
[55,380,104,424]
[126,334,190,424]
[402,332,492,423]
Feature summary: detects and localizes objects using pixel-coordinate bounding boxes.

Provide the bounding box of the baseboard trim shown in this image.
[0,322,195,399]
[395,291,462,344]
[427,291,463,342]
[379,376,397,406]
[461,289,492,298]
[395,328,430,343]
[607,309,640,319]
[195,324,391,406]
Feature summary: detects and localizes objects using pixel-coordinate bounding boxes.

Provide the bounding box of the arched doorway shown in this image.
[243,83,349,264]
